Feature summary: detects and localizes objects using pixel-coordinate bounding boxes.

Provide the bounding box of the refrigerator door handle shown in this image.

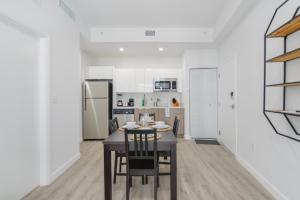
[84,84,87,111]
[84,84,87,99]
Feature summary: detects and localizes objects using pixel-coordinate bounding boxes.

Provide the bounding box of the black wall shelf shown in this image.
[264,0,300,142]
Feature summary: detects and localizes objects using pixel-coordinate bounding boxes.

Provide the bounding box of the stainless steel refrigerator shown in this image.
[83,80,113,140]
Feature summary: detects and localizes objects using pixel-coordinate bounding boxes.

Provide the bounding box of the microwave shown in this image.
[153,78,177,92]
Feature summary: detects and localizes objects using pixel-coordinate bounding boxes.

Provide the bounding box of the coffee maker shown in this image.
[128,98,134,107]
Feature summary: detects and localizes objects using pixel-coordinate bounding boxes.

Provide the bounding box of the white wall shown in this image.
[218,0,300,199]
[0,0,85,195]
[0,19,39,200]
[182,50,218,139]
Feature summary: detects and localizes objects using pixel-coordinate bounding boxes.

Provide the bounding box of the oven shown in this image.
[153,78,177,92]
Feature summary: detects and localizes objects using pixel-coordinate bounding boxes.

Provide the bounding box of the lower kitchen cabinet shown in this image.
[134,108,184,136]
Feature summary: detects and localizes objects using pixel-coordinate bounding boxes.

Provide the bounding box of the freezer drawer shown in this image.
[83,98,109,139]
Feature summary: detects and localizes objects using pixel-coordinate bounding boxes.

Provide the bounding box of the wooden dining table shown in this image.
[102,126,178,200]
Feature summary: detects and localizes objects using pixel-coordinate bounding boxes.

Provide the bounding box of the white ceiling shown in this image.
[73,0,230,28]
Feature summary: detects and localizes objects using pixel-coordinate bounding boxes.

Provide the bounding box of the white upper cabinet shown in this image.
[114,68,135,93]
[144,69,155,92]
[135,69,146,92]
[114,68,182,93]
[86,66,114,80]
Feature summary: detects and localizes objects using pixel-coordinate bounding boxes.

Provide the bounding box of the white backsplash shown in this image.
[114,92,182,107]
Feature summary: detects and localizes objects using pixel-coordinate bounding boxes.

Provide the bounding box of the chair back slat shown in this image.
[109,117,119,134]
[125,128,157,164]
[139,133,143,156]
[134,133,138,156]
[173,116,180,136]
[145,135,148,156]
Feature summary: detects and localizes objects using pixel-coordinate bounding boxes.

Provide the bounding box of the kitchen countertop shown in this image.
[113,106,184,109]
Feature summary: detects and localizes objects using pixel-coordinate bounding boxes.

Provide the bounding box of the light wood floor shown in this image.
[24,140,274,200]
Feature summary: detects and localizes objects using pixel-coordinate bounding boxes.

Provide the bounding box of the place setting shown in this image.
[119,121,172,132]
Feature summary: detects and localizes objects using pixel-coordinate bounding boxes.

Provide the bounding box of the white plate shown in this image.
[152,124,169,129]
[122,125,140,129]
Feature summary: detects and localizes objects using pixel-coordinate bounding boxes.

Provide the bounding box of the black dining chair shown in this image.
[125,128,159,200]
[158,116,180,171]
[172,116,180,137]
[139,113,156,121]
[109,118,127,184]
[110,118,145,185]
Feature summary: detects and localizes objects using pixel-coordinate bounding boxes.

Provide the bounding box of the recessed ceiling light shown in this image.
[119,48,124,52]
[158,47,164,52]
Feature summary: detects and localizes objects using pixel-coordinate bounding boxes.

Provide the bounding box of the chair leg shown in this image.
[130,176,133,187]
[142,176,145,185]
[157,168,160,187]
[154,174,158,200]
[119,156,123,172]
[157,174,160,188]
[113,152,118,184]
[145,175,148,184]
[164,156,168,160]
[126,174,130,200]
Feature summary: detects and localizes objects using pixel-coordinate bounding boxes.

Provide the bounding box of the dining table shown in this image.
[102,124,178,200]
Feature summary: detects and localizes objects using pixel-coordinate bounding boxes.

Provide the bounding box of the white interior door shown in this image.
[219,56,237,154]
[0,21,39,199]
[190,68,218,139]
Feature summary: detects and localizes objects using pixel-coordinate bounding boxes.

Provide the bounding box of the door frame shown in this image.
[188,67,219,140]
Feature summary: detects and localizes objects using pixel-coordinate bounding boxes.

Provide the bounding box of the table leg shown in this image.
[104,144,112,200]
[170,144,177,200]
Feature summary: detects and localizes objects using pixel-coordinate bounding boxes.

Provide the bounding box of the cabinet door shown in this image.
[135,69,146,92]
[87,66,114,79]
[177,114,185,135]
[152,69,166,79]
[157,108,165,121]
[144,69,154,92]
[115,68,135,93]
[164,69,179,78]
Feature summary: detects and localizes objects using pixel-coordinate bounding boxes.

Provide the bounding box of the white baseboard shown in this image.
[235,154,288,200]
[49,153,81,184]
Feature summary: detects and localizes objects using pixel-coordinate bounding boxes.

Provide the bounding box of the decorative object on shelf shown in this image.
[172,98,180,107]
[263,0,300,142]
